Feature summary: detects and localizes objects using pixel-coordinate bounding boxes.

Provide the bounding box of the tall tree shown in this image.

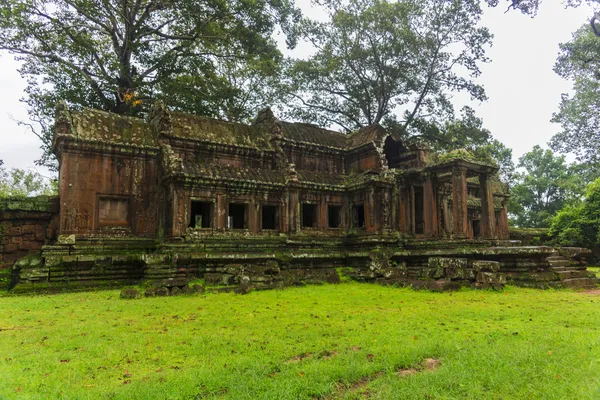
[0,0,300,170]
[551,24,600,167]
[283,0,492,139]
[509,146,585,228]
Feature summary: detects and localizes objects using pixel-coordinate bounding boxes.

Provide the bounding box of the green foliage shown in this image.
[1,284,600,398]
[0,0,300,170]
[284,0,492,138]
[431,107,515,180]
[0,165,57,198]
[508,146,587,228]
[551,25,600,169]
[550,177,600,248]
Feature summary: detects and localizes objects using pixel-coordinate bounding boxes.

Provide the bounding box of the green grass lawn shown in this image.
[1,284,599,400]
[588,266,600,278]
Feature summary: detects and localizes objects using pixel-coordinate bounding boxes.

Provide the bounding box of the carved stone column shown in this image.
[452,167,469,239]
[479,174,496,238]
[216,193,227,231]
[288,189,300,233]
[410,184,416,235]
[423,174,438,237]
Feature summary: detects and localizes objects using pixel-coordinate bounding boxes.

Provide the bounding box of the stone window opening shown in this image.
[228,203,248,230]
[301,203,318,228]
[472,219,481,238]
[328,205,342,228]
[383,136,406,169]
[189,201,212,229]
[98,196,130,228]
[352,204,365,228]
[261,205,279,231]
[414,186,425,235]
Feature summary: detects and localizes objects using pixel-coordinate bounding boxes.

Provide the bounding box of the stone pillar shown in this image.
[216,193,226,230]
[342,194,350,231]
[320,195,328,230]
[479,174,496,238]
[410,184,416,235]
[250,194,259,233]
[452,167,469,239]
[288,189,299,233]
[423,175,438,237]
[497,199,509,240]
[442,195,451,236]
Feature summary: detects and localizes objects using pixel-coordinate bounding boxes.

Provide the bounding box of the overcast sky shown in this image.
[0,1,593,177]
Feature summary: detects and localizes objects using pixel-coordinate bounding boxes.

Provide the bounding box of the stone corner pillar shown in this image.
[423,174,438,237]
[479,174,496,239]
[452,166,469,239]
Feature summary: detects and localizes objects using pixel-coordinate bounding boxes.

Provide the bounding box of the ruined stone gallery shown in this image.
[3,102,594,292]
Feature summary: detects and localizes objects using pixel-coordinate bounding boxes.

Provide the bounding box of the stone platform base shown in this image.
[9,235,597,293]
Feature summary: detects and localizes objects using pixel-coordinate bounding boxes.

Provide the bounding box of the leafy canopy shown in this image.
[551,24,600,168]
[284,0,492,140]
[0,0,300,170]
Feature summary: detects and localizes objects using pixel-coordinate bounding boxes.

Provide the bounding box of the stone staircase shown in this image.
[547,250,597,289]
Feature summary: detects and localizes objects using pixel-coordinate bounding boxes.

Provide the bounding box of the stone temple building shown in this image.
[4,102,595,292]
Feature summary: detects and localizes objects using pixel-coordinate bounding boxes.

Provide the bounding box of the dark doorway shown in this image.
[228,203,247,229]
[189,201,212,228]
[383,136,405,168]
[328,205,342,228]
[302,203,317,228]
[352,204,365,228]
[414,186,424,234]
[472,220,481,238]
[262,205,279,230]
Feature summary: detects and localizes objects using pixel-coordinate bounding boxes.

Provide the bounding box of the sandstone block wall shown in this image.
[0,196,59,270]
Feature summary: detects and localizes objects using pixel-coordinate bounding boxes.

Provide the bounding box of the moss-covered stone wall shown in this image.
[0,196,58,270]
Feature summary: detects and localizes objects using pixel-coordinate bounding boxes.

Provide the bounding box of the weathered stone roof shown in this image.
[177,162,287,186]
[296,171,346,188]
[345,124,388,149]
[167,111,272,150]
[279,122,347,149]
[59,107,157,147]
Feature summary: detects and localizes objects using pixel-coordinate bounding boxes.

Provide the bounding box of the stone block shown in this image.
[142,254,170,265]
[170,287,182,296]
[192,284,206,293]
[21,225,36,234]
[181,285,195,295]
[476,272,507,284]
[57,234,76,245]
[473,261,500,273]
[3,244,17,254]
[428,257,468,280]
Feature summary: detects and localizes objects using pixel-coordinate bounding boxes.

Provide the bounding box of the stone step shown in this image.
[547,260,576,268]
[560,278,597,289]
[555,270,589,280]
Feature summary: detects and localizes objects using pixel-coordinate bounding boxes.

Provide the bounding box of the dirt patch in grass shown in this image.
[581,289,600,295]
[285,352,313,364]
[398,358,440,377]
[325,358,441,399]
